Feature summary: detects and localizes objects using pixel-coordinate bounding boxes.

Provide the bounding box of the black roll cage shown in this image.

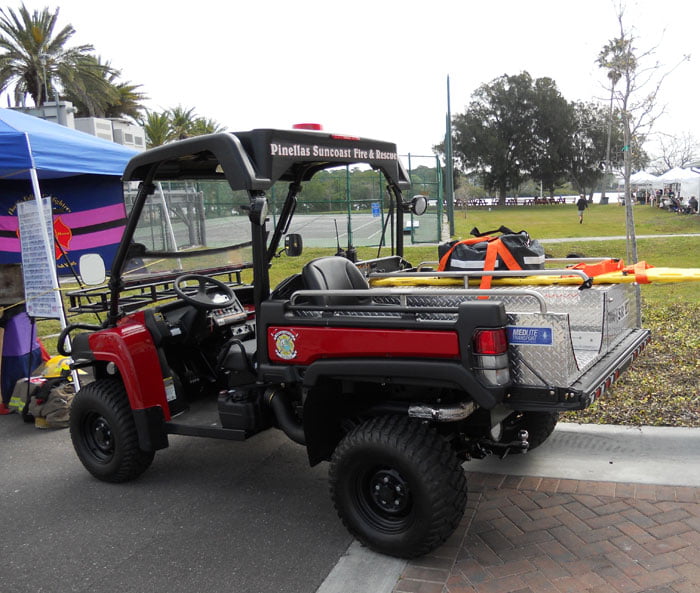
[106,129,411,324]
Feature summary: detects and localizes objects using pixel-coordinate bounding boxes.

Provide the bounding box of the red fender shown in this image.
[86,311,170,419]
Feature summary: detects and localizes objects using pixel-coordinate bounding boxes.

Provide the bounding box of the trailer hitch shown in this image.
[463,429,530,460]
[500,429,530,458]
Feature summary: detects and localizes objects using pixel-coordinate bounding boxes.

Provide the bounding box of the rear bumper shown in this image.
[505,328,651,412]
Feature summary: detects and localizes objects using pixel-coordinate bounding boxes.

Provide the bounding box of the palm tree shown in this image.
[141,107,226,148]
[169,105,197,139]
[141,110,172,148]
[63,55,147,119]
[190,116,226,136]
[104,80,148,120]
[61,55,117,117]
[0,4,113,108]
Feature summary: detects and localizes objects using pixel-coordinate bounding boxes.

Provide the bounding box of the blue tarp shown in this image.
[0,107,137,180]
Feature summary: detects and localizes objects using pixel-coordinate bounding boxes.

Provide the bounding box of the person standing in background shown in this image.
[576,194,588,224]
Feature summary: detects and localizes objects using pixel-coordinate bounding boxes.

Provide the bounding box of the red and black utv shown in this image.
[62,128,649,558]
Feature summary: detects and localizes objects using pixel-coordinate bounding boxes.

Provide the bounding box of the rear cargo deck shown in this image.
[290,277,646,396]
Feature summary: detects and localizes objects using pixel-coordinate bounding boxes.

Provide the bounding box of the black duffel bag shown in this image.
[438,225,545,272]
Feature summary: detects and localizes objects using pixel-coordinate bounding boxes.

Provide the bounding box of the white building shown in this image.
[14,100,146,152]
[74,116,146,151]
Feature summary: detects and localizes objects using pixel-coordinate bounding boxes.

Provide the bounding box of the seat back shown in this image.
[301,256,369,306]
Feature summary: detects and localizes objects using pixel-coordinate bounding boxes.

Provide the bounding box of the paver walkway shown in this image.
[393,472,700,593]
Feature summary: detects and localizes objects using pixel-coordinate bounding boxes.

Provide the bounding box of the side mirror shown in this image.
[79,254,106,286]
[404,195,428,216]
[284,234,303,257]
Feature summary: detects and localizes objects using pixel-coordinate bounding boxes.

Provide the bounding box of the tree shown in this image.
[566,101,648,200]
[103,79,148,120]
[0,4,114,109]
[568,101,610,199]
[61,55,116,117]
[189,116,226,136]
[527,77,576,197]
[140,106,226,148]
[451,72,536,205]
[597,5,689,263]
[169,105,197,140]
[450,72,574,205]
[141,110,172,147]
[61,54,147,120]
[651,132,699,172]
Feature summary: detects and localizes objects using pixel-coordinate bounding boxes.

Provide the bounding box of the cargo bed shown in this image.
[304,266,652,412]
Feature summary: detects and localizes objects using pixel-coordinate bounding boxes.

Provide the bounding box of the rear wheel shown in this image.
[329,415,467,558]
[70,379,154,482]
[502,411,559,451]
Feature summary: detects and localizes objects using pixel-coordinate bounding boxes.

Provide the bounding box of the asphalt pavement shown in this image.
[0,417,352,593]
[2,415,699,593]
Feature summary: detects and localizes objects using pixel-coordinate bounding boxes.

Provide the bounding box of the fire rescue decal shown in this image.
[270,143,397,162]
[507,326,553,346]
[272,329,298,360]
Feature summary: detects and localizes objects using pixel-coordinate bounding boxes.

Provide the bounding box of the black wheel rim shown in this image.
[82,411,115,463]
[353,465,413,533]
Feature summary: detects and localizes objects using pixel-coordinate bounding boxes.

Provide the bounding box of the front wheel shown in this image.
[329,415,467,558]
[70,379,154,482]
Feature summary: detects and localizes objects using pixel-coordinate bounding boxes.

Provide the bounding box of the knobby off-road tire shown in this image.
[502,411,559,452]
[329,415,468,558]
[70,378,155,483]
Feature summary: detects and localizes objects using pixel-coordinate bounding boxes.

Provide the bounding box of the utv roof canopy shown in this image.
[123,128,411,191]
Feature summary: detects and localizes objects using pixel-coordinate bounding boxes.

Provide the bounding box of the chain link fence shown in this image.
[124,154,444,252]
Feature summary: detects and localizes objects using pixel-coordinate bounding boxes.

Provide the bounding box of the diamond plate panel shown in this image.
[288,283,639,388]
[506,312,578,386]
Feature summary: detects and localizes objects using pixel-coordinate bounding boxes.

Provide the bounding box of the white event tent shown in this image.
[657,167,700,199]
[629,171,658,184]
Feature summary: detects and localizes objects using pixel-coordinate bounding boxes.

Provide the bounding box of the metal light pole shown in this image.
[445,76,455,236]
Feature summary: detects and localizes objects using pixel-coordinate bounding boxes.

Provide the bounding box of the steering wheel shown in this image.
[174,274,237,310]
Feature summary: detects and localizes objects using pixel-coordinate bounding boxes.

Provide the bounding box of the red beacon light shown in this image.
[292,123,323,131]
[292,123,360,141]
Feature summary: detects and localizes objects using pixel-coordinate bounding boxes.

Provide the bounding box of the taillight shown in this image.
[473,328,510,386]
[473,329,508,355]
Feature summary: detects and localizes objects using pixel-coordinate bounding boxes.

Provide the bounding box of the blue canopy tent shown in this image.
[0,108,137,275]
[0,107,137,179]
[0,109,137,408]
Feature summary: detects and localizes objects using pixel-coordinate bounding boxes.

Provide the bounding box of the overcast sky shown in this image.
[9,0,700,159]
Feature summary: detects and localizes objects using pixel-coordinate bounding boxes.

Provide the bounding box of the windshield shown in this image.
[121,179,253,281]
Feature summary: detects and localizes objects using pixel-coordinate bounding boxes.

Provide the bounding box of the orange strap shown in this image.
[567,258,624,277]
[437,236,494,271]
[622,261,654,284]
[479,238,522,290]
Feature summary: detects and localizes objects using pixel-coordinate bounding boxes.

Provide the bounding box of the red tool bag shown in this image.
[438,226,545,289]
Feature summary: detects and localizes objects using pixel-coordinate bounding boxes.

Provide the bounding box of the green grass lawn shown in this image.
[451,202,700,240]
